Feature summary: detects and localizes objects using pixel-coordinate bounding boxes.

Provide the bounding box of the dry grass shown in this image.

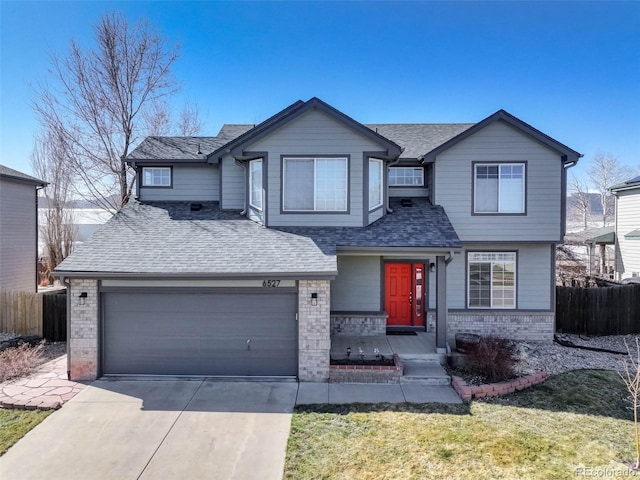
[285,370,637,479]
[0,342,44,383]
[0,409,52,456]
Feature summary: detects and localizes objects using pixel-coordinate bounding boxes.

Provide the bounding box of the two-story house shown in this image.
[56,98,581,381]
[0,165,47,292]
[611,176,640,281]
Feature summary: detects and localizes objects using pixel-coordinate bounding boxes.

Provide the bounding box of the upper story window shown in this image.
[468,252,516,309]
[389,167,424,186]
[474,163,525,214]
[283,157,348,212]
[249,159,263,210]
[141,167,171,187]
[369,158,383,211]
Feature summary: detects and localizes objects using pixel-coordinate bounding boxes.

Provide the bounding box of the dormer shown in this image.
[207,97,402,227]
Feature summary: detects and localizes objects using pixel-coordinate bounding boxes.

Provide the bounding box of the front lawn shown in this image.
[285,370,636,479]
[0,409,52,456]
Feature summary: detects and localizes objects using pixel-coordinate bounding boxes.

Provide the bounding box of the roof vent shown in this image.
[190,203,203,212]
[401,199,413,207]
[196,143,202,155]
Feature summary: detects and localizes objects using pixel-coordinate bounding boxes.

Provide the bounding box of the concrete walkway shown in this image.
[297,382,462,404]
[0,380,297,480]
[0,355,86,410]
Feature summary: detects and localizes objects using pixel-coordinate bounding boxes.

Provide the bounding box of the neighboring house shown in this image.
[0,165,47,292]
[611,176,640,281]
[55,98,581,381]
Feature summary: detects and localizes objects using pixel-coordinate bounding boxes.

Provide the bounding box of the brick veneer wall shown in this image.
[298,280,331,382]
[448,312,554,341]
[330,313,387,336]
[69,279,98,381]
[329,354,403,384]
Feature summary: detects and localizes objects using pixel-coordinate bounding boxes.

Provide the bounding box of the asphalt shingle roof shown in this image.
[56,201,337,276]
[126,136,225,161]
[126,123,476,161]
[276,198,461,250]
[56,198,460,275]
[0,164,46,185]
[365,124,474,159]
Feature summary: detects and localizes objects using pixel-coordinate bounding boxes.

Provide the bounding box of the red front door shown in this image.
[384,263,425,327]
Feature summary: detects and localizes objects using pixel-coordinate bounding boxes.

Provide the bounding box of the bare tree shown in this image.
[33,12,181,210]
[620,337,640,470]
[569,174,591,230]
[588,152,632,226]
[142,100,202,137]
[31,129,77,280]
[177,101,203,136]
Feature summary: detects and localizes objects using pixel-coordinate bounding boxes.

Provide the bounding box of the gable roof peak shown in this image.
[421,109,582,162]
[208,97,402,161]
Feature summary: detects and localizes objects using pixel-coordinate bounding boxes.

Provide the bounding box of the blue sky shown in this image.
[1,1,639,183]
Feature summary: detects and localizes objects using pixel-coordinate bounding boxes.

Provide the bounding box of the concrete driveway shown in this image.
[0,379,297,480]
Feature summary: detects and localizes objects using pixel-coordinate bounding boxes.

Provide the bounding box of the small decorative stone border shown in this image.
[451,372,548,402]
[329,354,404,383]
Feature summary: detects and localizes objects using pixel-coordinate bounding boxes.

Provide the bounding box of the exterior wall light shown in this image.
[311,292,318,306]
[429,262,436,272]
[78,291,87,306]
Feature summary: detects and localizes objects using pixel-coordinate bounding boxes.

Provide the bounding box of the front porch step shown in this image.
[400,360,451,386]
[397,352,447,364]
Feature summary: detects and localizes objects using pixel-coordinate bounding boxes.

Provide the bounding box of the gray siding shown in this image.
[331,255,381,311]
[446,242,553,310]
[221,155,245,210]
[368,207,384,224]
[435,121,563,242]
[616,189,640,277]
[248,109,384,227]
[389,187,429,198]
[0,179,37,291]
[139,165,220,202]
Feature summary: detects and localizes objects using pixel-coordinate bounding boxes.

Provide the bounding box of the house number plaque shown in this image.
[262,280,281,287]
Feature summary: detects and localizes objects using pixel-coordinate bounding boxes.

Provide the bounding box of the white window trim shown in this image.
[249,159,263,211]
[141,167,172,187]
[369,158,384,211]
[282,157,348,212]
[388,166,424,186]
[473,163,525,214]
[467,252,517,309]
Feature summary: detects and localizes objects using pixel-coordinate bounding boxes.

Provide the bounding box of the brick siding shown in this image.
[330,313,387,336]
[447,311,554,341]
[68,279,98,381]
[298,280,331,381]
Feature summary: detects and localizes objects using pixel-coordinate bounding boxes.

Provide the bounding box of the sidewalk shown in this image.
[0,355,87,410]
[0,355,462,410]
[296,382,462,404]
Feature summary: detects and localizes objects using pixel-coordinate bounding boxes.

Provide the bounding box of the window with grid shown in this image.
[388,167,424,186]
[142,167,171,187]
[283,157,347,211]
[468,252,516,308]
[474,163,525,213]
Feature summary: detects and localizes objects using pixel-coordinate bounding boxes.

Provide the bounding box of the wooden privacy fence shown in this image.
[0,289,67,341]
[556,283,640,335]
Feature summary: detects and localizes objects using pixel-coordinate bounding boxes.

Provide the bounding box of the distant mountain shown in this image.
[38,194,120,209]
[566,193,615,216]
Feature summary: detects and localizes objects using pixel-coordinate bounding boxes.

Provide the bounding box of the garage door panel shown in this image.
[103,291,297,376]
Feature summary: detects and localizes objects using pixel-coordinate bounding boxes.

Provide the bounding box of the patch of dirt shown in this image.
[37,342,66,365]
